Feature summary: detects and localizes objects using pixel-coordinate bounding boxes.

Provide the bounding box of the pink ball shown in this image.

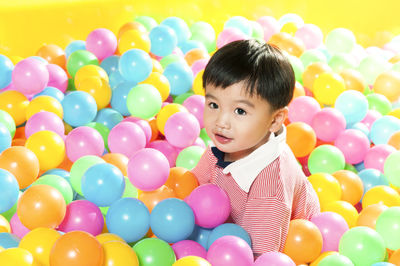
[10,213,30,239]
[334,129,370,164]
[310,211,349,252]
[127,148,170,191]
[254,252,295,266]
[217,28,248,49]
[193,137,206,149]
[25,111,65,138]
[361,109,382,130]
[108,122,146,158]
[186,184,231,228]
[57,200,104,236]
[86,28,117,60]
[256,16,280,41]
[164,112,200,148]
[65,126,105,162]
[207,235,253,266]
[122,117,152,144]
[311,107,346,142]
[12,57,49,95]
[172,240,207,259]
[295,24,323,50]
[288,96,321,125]
[183,95,205,128]
[46,64,68,93]
[364,144,396,172]
[191,59,209,76]
[147,140,179,167]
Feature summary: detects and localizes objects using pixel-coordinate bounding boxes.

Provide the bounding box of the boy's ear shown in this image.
[269,107,288,133]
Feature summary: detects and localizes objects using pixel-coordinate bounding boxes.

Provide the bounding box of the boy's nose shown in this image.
[215,113,230,129]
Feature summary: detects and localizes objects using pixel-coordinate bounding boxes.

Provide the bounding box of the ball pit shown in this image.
[0,4,400,265]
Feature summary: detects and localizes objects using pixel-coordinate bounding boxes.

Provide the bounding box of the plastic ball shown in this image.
[66,50,99,78]
[323,200,358,228]
[156,103,188,134]
[334,129,370,164]
[110,82,135,116]
[0,214,11,233]
[94,108,123,130]
[62,91,97,127]
[69,155,105,195]
[134,15,158,32]
[335,90,368,125]
[118,21,147,37]
[33,85,64,102]
[286,121,316,158]
[328,53,357,73]
[102,240,139,266]
[76,76,111,110]
[12,57,49,95]
[332,170,364,206]
[176,145,204,170]
[288,96,321,125]
[300,49,327,68]
[216,28,248,49]
[0,55,13,89]
[357,203,388,228]
[311,108,346,142]
[254,252,296,266]
[207,223,251,250]
[138,185,176,212]
[108,122,146,157]
[172,240,207,260]
[325,28,356,54]
[358,168,389,197]
[164,112,200,148]
[65,40,86,58]
[257,16,279,41]
[0,247,35,266]
[86,28,117,60]
[32,174,73,205]
[173,256,210,266]
[313,72,346,106]
[36,44,66,68]
[308,145,345,175]
[308,173,342,208]
[133,238,176,266]
[302,62,332,91]
[161,17,191,45]
[318,254,354,266]
[65,126,104,162]
[370,115,400,145]
[373,71,400,102]
[362,185,400,209]
[367,93,392,116]
[184,48,209,66]
[0,110,16,138]
[74,64,109,88]
[163,61,194,96]
[339,69,366,93]
[364,144,396,173]
[384,150,400,187]
[140,72,170,102]
[26,95,63,121]
[361,109,382,129]
[189,21,216,52]
[149,25,178,57]
[295,23,323,49]
[118,29,151,54]
[207,235,253,266]
[375,206,400,250]
[126,84,162,119]
[119,48,152,83]
[358,55,391,85]
[165,167,199,199]
[182,95,205,128]
[0,169,19,213]
[9,213,29,239]
[0,123,11,153]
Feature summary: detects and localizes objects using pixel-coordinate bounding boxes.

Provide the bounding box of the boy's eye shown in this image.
[209,102,218,109]
[235,108,246,115]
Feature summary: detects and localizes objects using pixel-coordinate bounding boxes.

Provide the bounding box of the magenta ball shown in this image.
[147,140,179,167]
[10,213,30,239]
[310,211,349,252]
[361,110,382,130]
[172,240,207,259]
[65,126,105,162]
[25,111,65,138]
[183,95,205,128]
[191,59,209,76]
[334,129,370,164]
[127,148,170,191]
[57,200,104,236]
[86,28,117,60]
[288,96,321,125]
[217,28,248,49]
[108,122,146,158]
[46,63,68,93]
[364,144,396,172]
[122,117,152,144]
[12,57,49,95]
[295,24,323,50]
[256,16,279,41]
[207,235,253,266]
[164,112,200,148]
[186,184,231,229]
[254,252,296,266]
[311,107,346,142]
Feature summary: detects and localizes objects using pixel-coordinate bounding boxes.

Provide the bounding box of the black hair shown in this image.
[203,39,295,111]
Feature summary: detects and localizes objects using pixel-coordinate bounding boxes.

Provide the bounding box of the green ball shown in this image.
[133,238,176,266]
[376,207,400,250]
[66,50,99,78]
[300,49,327,68]
[176,146,205,170]
[358,55,390,85]
[344,163,358,174]
[160,54,185,69]
[250,21,264,39]
[339,226,386,265]
[173,91,194,105]
[318,254,354,266]
[288,55,304,83]
[134,16,158,32]
[127,84,162,119]
[366,93,392,115]
[32,174,74,204]
[325,28,356,54]
[190,21,216,53]
[67,77,76,92]
[86,122,110,151]
[0,110,16,138]
[308,145,345,174]
[383,151,400,187]
[392,61,400,72]
[70,155,105,195]
[328,53,357,73]
[199,128,212,146]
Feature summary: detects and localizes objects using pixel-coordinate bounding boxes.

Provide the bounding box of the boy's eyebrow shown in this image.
[235,99,255,108]
[205,93,216,99]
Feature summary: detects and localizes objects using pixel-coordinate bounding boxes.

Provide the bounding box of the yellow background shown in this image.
[1,0,400,57]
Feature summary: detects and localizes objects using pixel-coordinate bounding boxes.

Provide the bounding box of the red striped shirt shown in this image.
[191,144,320,256]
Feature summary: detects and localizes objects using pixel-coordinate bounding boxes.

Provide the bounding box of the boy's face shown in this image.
[204,81,281,162]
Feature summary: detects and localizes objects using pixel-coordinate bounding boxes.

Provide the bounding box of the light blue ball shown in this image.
[65,40,86,58]
[179,39,207,55]
[0,123,11,153]
[0,55,13,89]
[163,61,194,96]
[335,90,369,125]
[207,223,252,249]
[358,168,389,197]
[33,86,64,102]
[100,55,120,76]
[109,70,125,89]
[119,48,152,83]
[94,108,123,130]
[188,225,212,249]
[149,25,178,57]
[62,91,97,127]
[161,17,191,45]
[370,115,400,145]
[224,16,252,36]
[0,169,19,213]
[111,82,137,116]
[348,122,370,138]
[0,233,20,249]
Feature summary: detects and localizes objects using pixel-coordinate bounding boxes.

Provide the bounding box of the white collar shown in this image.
[222,126,286,193]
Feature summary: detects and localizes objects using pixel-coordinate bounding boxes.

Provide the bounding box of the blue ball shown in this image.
[0,169,19,213]
[100,55,120,76]
[335,90,369,125]
[0,123,11,154]
[33,86,64,102]
[348,122,370,138]
[62,91,97,127]
[106,197,150,243]
[370,115,400,145]
[0,55,13,89]
[163,61,194,96]
[94,108,123,130]
[119,48,152,83]
[82,163,125,207]
[207,223,252,249]
[224,16,252,36]
[149,25,178,57]
[111,82,137,116]
[150,198,195,243]
[188,225,212,249]
[161,17,191,45]
[358,168,389,197]
[109,70,125,89]
[65,40,86,58]
[179,40,207,54]
[0,233,20,248]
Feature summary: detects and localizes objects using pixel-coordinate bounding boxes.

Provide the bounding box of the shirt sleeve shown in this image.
[291,177,321,220]
[190,147,213,185]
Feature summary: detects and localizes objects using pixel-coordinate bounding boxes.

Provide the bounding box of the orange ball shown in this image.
[165,167,199,199]
[279,36,305,57]
[373,71,400,103]
[138,185,176,212]
[356,203,388,229]
[283,219,323,265]
[11,138,26,146]
[17,184,66,229]
[292,81,306,100]
[184,48,210,66]
[118,21,147,38]
[332,170,364,205]
[389,248,400,265]
[0,90,29,126]
[0,146,39,189]
[102,153,129,176]
[302,62,332,91]
[388,131,400,150]
[339,69,366,93]
[148,118,160,142]
[50,231,104,266]
[36,44,66,69]
[286,121,316,158]
[269,32,292,47]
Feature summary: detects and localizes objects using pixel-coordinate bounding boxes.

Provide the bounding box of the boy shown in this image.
[191,39,320,257]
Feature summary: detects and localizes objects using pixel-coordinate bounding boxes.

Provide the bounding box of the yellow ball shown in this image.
[0,247,36,266]
[280,22,298,36]
[26,95,63,120]
[118,29,151,54]
[323,200,359,228]
[152,59,163,73]
[76,76,111,110]
[0,90,29,126]
[173,256,211,266]
[388,108,400,119]
[19,228,61,266]
[96,233,125,245]
[313,72,346,106]
[308,173,342,209]
[140,72,170,101]
[362,185,400,208]
[193,70,205,96]
[156,103,188,135]
[102,240,139,266]
[74,65,109,89]
[0,214,10,233]
[25,130,65,171]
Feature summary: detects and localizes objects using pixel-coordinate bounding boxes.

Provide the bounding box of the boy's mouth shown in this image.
[214,133,232,144]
